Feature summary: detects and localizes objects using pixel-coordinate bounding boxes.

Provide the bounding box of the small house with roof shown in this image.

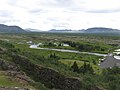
[100,55,120,68]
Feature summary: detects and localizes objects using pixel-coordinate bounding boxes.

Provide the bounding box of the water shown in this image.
[30,45,107,57]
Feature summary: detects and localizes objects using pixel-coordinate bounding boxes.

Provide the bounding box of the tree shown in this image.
[58,43,63,46]
[79,62,94,74]
[71,61,79,72]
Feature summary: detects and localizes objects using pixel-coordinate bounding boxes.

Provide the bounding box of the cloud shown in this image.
[1,0,120,30]
[68,0,120,13]
[29,9,49,14]
[0,10,13,18]
[52,23,70,28]
[86,9,120,13]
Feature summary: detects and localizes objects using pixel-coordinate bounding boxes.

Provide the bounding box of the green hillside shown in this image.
[0,33,120,90]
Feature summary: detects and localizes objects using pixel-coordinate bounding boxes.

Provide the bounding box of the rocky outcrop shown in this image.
[0,59,34,85]
[0,55,103,90]
[7,71,34,84]
[12,54,82,90]
[34,67,82,90]
[0,59,19,71]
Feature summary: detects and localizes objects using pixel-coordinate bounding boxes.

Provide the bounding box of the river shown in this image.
[29,45,108,57]
[29,45,120,60]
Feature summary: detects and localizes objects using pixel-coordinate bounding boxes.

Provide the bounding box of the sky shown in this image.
[1,0,120,31]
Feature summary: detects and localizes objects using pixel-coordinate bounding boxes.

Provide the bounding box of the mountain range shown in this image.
[83,27,120,33]
[0,24,120,33]
[0,24,26,33]
[48,28,120,33]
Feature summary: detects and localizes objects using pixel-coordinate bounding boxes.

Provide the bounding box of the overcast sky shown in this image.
[1,0,120,30]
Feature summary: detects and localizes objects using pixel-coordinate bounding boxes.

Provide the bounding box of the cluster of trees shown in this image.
[49,53,59,59]
[0,40,14,49]
[46,42,56,47]
[63,41,109,53]
[71,61,94,74]
[44,42,64,47]
[0,40,20,53]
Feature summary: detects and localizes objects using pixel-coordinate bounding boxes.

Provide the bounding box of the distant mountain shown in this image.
[83,27,120,33]
[0,24,26,33]
[48,28,120,33]
[1,24,119,34]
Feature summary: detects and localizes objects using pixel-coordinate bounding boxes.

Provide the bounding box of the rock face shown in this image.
[34,67,82,90]
[0,59,19,71]
[0,59,34,84]
[7,71,34,84]
[0,55,103,90]
[12,55,82,90]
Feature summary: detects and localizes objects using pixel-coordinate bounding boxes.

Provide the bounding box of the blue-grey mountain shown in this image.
[83,27,120,33]
[0,24,26,33]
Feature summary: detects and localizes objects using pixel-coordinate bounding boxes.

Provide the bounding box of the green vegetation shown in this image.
[39,41,75,50]
[63,40,112,54]
[0,33,120,90]
[0,72,20,87]
[71,61,94,74]
[0,71,35,89]
[59,60,101,74]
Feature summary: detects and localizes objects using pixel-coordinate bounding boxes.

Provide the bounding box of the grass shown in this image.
[15,44,101,62]
[10,39,103,77]
[0,72,21,87]
[0,71,36,89]
[0,76,20,87]
[0,33,119,90]
[40,45,76,50]
[59,59,102,74]
[15,43,102,73]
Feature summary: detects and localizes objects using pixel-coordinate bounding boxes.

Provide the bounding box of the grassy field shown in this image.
[14,42,103,75]
[15,44,101,63]
[0,76,21,87]
[59,59,102,74]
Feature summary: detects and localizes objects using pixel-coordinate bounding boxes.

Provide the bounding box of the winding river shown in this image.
[29,44,120,59]
[29,45,107,56]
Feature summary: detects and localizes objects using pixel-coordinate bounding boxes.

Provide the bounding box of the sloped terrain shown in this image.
[1,33,120,90]
[0,24,26,33]
[0,40,83,90]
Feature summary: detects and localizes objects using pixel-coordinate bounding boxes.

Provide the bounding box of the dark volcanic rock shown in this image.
[35,67,82,90]
[12,55,82,90]
[7,71,34,84]
[0,59,19,71]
